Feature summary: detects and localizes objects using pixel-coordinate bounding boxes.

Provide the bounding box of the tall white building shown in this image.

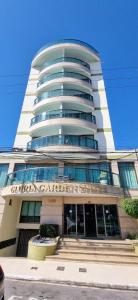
[14,39,115,153]
[0,40,138,257]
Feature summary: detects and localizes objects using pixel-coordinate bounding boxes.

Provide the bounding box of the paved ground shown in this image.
[5,279,138,300]
[1,257,138,290]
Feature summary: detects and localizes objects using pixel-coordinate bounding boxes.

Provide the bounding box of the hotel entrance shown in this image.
[64,204,120,238]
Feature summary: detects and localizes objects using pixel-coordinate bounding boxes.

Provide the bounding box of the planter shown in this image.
[27,236,59,260]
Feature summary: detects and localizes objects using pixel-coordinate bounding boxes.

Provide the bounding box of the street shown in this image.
[5,279,138,300]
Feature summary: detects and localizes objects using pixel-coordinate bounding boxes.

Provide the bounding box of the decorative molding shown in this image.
[0,238,16,249]
[21,111,32,114]
[91,73,102,76]
[95,107,108,110]
[93,88,105,92]
[2,182,123,198]
[97,128,112,132]
[16,132,29,135]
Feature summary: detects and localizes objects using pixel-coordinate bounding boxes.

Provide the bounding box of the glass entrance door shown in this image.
[85,204,96,237]
[64,204,120,238]
[95,204,120,237]
[64,204,76,236]
[104,205,120,236]
[64,204,85,237]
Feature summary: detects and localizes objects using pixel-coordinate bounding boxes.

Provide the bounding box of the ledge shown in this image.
[2,181,123,198]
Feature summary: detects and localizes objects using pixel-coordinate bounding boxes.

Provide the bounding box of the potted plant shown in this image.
[27,224,59,260]
[121,198,138,254]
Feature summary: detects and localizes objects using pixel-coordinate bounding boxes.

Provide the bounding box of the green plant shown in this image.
[39,224,59,238]
[126,233,138,240]
[121,199,138,219]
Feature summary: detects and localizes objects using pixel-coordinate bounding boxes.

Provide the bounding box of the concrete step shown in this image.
[60,240,133,251]
[46,252,138,265]
[57,248,137,257]
[59,244,133,252]
[62,238,132,245]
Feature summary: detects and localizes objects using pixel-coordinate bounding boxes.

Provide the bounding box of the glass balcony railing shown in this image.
[27,135,98,150]
[5,167,120,187]
[30,110,96,126]
[40,57,90,70]
[34,89,93,105]
[37,71,91,87]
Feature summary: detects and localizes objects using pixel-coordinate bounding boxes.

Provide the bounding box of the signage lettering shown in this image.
[10,182,107,195]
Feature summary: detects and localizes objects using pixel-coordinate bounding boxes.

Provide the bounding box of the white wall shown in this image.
[14,67,38,148]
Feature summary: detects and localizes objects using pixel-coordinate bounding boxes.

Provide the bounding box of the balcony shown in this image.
[5,167,120,187]
[37,71,91,87]
[34,89,93,105]
[40,57,90,71]
[30,110,96,126]
[27,135,98,150]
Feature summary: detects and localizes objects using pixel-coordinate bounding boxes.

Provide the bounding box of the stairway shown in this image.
[46,238,138,265]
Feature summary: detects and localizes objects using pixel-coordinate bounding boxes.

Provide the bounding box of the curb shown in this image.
[5,275,138,291]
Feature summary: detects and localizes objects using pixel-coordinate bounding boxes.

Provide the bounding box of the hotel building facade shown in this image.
[0,39,138,257]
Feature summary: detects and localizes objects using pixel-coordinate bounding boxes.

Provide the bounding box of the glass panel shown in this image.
[31,110,95,126]
[27,135,98,150]
[0,164,9,187]
[14,164,26,171]
[37,72,91,87]
[34,89,93,104]
[96,205,105,235]
[20,201,29,216]
[118,162,138,188]
[20,201,41,223]
[40,57,90,70]
[35,202,42,216]
[28,202,35,216]
[88,169,100,183]
[64,204,76,236]
[64,166,86,182]
[77,205,84,236]
[104,205,120,236]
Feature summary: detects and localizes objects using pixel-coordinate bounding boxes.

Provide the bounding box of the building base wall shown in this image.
[0,194,138,257]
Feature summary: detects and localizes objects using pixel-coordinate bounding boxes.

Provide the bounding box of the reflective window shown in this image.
[20,201,42,223]
[0,164,9,187]
[118,162,138,189]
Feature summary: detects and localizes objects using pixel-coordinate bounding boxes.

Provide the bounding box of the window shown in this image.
[20,201,42,223]
[0,164,9,187]
[118,162,138,189]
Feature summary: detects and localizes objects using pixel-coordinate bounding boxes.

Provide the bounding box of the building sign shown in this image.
[2,182,122,197]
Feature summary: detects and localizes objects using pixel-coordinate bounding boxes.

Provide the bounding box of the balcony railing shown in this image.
[5,167,120,187]
[30,110,96,126]
[37,71,91,87]
[27,135,98,150]
[34,89,93,105]
[40,57,90,70]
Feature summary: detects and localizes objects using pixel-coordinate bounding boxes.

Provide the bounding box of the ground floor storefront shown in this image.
[0,191,138,257]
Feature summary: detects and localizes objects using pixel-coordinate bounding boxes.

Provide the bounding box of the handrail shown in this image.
[37,71,91,87]
[30,109,96,126]
[34,89,93,105]
[40,56,90,70]
[5,166,120,187]
[27,135,98,150]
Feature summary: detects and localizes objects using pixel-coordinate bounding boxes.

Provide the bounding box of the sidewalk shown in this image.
[1,256,138,290]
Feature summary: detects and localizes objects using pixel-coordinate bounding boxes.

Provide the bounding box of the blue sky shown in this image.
[0,0,138,150]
